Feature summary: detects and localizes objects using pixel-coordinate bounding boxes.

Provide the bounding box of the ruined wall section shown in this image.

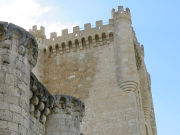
[0,22,85,135]
[28,72,55,135]
[46,95,84,135]
[0,22,38,135]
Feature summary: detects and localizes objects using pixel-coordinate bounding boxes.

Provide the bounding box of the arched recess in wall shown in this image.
[81,37,86,49]
[72,99,77,107]
[55,44,59,55]
[102,33,107,45]
[0,26,4,41]
[43,48,46,55]
[75,39,79,50]
[109,32,114,42]
[48,46,53,57]
[61,42,66,53]
[68,41,73,52]
[95,34,99,46]
[59,97,66,109]
[88,36,93,48]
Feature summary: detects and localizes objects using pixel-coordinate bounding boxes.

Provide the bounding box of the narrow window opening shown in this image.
[88,36,93,48]
[102,33,107,44]
[81,38,86,49]
[61,43,66,53]
[75,39,79,50]
[109,32,114,41]
[55,44,59,54]
[68,41,73,52]
[95,34,99,46]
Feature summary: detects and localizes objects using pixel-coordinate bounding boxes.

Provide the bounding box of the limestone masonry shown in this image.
[0,5,157,135]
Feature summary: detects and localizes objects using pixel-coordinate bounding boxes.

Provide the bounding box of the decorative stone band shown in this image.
[119,81,138,93]
[143,106,151,122]
[52,95,85,122]
[30,72,55,124]
[0,21,38,67]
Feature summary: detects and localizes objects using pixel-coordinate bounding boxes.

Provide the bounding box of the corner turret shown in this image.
[111,6,131,22]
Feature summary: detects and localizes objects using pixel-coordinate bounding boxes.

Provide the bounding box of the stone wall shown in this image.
[29,5,157,135]
[0,22,38,135]
[0,22,85,135]
[46,95,84,135]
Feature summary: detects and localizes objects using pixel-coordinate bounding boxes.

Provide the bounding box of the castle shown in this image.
[0,5,157,135]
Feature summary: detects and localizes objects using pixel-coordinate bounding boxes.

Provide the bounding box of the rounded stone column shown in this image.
[46,95,85,135]
[0,22,38,134]
[113,6,141,135]
[113,6,138,89]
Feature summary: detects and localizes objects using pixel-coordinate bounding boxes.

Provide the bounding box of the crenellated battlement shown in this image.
[42,20,114,56]
[48,19,114,39]
[111,6,131,21]
[29,7,132,57]
[29,25,46,39]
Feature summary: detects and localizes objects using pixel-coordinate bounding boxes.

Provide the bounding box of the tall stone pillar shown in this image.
[46,95,85,135]
[0,22,38,134]
[113,6,141,135]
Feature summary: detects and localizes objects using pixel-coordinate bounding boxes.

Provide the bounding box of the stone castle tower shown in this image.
[0,5,157,135]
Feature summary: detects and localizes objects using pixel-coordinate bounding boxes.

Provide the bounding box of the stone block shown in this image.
[0,109,13,121]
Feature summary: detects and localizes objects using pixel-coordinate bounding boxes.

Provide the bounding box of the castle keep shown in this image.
[0,5,157,135]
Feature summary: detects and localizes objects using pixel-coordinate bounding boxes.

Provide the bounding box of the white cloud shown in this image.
[0,0,78,38]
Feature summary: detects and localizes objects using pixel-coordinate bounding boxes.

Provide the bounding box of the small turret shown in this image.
[111,6,131,22]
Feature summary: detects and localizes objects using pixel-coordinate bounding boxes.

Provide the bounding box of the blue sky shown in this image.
[0,0,179,134]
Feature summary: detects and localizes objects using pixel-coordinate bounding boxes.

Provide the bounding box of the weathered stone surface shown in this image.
[46,95,85,135]
[0,4,157,135]
[0,22,39,135]
[30,5,156,135]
